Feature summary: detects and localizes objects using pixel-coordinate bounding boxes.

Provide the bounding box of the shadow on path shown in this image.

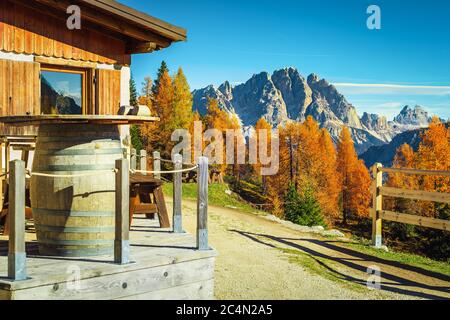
[230,229,450,300]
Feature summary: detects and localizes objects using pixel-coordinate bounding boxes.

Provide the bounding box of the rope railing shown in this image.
[130,165,198,175]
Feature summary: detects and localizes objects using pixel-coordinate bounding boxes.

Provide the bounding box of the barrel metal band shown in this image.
[33,208,115,217]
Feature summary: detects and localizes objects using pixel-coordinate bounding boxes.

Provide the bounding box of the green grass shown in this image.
[163,182,267,215]
[341,241,450,277]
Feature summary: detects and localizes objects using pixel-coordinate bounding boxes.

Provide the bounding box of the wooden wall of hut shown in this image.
[0,0,131,65]
[0,0,129,135]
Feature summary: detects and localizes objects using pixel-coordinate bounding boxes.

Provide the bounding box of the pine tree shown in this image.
[254,117,273,192]
[284,183,326,227]
[152,61,169,96]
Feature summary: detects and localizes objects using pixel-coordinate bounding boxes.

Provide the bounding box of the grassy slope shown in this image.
[164,182,450,277]
[162,182,267,215]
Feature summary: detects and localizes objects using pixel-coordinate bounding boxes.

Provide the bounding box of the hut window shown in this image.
[40,67,88,115]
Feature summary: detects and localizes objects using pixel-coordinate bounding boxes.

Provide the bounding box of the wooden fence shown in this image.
[371,163,450,248]
[4,153,210,281]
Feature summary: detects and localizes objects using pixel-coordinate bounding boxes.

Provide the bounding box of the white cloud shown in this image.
[333,83,450,95]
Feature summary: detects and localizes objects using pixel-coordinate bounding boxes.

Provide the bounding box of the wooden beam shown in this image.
[115,159,130,264]
[126,42,158,54]
[380,210,450,231]
[153,151,161,180]
[197,157,209,250]
[380,186,450,204]
[173,154,183,234]
[35,56,98,69]
[371,163,383,248]
[8,160,27,281]
[381,167,450,177]
[130,149,137,171]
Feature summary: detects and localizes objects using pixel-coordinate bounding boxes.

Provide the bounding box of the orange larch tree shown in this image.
[337,126,371,223]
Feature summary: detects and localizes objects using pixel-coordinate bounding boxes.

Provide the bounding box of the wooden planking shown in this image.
[379,186,450,204]
[0,0,131,65]
[380,210,450,231]
[5,258,215,300]
[0,59,39,135]
[381,167,450,177]
[116,279,214,301]
[96,69,121,116]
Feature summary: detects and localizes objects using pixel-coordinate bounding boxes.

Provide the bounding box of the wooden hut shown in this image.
[0,0,186,159]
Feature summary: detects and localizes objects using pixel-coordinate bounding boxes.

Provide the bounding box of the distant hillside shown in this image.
[360,129,423,167]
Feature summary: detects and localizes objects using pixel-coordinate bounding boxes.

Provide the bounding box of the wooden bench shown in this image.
[130,174,170,229]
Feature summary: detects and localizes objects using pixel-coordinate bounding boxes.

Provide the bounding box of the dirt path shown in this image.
[166,199,450,300]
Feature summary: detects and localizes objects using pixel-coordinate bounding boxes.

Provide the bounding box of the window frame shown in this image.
[40,65,93,115]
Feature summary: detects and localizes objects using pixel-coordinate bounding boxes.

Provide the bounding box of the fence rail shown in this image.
[371,163,450,248]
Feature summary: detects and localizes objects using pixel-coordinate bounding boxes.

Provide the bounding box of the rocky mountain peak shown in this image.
[394,105,430,126]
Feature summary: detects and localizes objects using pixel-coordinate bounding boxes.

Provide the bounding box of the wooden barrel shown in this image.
[30,124,124,257]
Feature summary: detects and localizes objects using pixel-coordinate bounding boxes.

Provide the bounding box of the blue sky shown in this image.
[124,0,450,120]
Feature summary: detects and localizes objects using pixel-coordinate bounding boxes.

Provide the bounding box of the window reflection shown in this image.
[41,70,83,115]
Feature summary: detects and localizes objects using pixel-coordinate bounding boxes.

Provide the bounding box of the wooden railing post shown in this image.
[130,148,137,171]
[153,151,161,180]
[8,160,27,281]
[140,150,147,175]
[372,163,383,248]
[115,159,130,264]
[197,157,209,250]
[173,154,183,233]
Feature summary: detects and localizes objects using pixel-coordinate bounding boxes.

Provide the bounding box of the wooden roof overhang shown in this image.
[9,0,187,54]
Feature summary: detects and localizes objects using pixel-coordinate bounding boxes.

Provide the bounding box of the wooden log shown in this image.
[130,149,137,171]
[197,157,209,250]
[380,186,450,204]
[153,151,161,180]
[381,167,450,177]
[115,159,130,265]
[371,163,383,248]
[140,150,147,175]
[173,154,183,233]
[380,210,450,231]
[8,160,27,281]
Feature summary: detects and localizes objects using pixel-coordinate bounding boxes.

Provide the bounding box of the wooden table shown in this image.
[0,115,158,257]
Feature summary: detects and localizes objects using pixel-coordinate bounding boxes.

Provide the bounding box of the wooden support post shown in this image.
[173,154,183,233]
[153,151,161,180]
[8,160,27,281]
[372,163,383,248]
[130,149,137,171]
[197,157,209,250]
[115,159,130,264]
[140,150,147,175]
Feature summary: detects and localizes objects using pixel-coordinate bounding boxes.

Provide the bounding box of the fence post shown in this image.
[197,157,209,250]
[115,159,130,264]
[372,163,383,248]
[130,148,137,171]
[153,151,161,180]
[8,160,27,281]
[173,154,183,233]
[140,150,147,175]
